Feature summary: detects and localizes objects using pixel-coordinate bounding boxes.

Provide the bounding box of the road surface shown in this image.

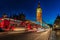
[0,29,51,40]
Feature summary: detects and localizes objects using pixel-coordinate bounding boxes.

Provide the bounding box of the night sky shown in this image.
[0,0,60,25]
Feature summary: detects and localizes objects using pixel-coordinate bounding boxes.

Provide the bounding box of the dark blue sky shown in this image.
[0,0,60,24]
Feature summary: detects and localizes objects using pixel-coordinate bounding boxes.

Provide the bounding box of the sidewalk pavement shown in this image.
[49,29,56,40]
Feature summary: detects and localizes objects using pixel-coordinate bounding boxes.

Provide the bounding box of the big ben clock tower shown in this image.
[36,1,42,23]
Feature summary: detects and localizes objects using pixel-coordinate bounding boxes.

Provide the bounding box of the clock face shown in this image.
[37,8,42,13]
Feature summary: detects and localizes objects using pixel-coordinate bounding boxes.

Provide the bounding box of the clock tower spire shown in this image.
[36,1,42,23]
